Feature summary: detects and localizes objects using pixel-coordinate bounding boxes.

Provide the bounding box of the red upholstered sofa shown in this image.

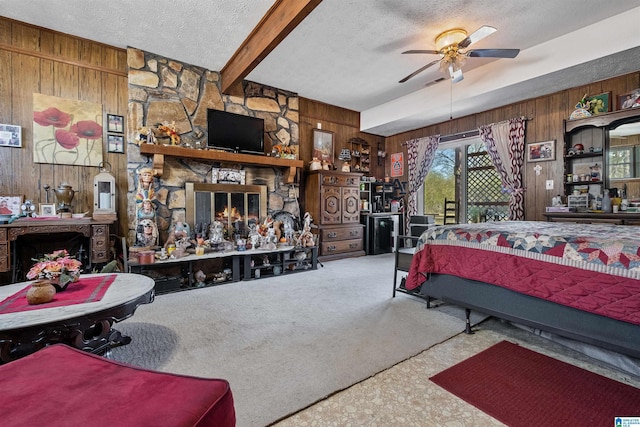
[0,344,235,426]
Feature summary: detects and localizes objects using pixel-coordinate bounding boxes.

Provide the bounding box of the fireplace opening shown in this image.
[186,183,267,238]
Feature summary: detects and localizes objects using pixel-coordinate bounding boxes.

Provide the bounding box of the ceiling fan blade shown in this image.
[425,77,446,87]
[399,59,440,83]
[457,25,497,49]
[466,48,520,58]
[402,49,440,55]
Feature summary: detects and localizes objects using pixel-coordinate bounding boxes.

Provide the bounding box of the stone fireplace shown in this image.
[185,182,267,238]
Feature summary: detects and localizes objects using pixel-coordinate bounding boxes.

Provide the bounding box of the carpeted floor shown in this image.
[110,254,481,427]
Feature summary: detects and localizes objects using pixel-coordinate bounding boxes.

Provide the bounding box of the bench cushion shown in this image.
[0,344,235,427]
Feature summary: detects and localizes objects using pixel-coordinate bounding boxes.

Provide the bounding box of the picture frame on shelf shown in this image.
[618,89,640,110]
[0,124,22,147]
[106,114,124,133]
[526,140,556,162]
[39,203,57,217]
[107,134,125,153]
[312,129,334,165]
[588,92,611,114]
[0,194,23,216]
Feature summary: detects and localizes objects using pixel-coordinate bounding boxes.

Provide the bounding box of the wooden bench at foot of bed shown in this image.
[0,344,236,427]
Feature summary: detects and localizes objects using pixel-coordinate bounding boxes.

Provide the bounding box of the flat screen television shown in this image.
[207,109,265,155]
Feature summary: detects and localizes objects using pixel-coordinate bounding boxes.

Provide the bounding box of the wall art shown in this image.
[33,93,103,166]
[0,124,22,147]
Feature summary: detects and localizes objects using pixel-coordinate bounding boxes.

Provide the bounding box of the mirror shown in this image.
[608,121,640,180]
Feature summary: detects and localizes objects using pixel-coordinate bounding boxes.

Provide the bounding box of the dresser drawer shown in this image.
[320,238,363,256]
[320,226,363,241]
[320,173,360,188]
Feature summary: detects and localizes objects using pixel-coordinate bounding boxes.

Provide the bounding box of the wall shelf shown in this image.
[139,144,304,184]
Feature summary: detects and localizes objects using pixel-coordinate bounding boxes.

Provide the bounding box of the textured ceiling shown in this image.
[2,0,640,136]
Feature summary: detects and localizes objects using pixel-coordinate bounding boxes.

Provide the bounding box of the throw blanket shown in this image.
[0,274,116,314]
[406,221,640,325]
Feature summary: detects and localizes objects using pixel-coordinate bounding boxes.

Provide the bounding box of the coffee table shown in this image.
[0,273,154,363]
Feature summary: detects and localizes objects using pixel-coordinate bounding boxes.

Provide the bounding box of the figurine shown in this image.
[194,270,206,288]
[298,212,315,248]
[136,218,159,247]
[136,167,155,204]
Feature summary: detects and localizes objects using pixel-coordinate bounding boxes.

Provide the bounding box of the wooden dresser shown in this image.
[0,218,113,282]
[304,171,365,261]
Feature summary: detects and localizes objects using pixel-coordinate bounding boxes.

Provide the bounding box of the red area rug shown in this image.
[430,341,640,427]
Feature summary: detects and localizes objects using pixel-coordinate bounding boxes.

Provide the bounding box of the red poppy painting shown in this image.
[33,94,104,166]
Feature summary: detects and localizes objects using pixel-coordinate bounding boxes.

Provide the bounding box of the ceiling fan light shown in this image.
[435,29,467,51]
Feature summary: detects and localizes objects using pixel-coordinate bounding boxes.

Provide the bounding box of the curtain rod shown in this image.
[402,116,533,145]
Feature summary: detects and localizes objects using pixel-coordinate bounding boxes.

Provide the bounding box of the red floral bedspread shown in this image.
[406,221,640,325]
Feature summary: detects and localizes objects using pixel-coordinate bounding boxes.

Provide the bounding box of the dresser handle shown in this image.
[328,245,336,252]
[349,230,358,236]
[349,243,358,249]
[327,232,337,238]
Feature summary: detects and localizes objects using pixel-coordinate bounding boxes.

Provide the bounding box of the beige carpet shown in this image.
[111,254,477,427]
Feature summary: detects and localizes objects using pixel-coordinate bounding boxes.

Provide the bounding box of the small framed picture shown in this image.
[526,140,556,162]
[0,124,22,147]
[39,203,57,217]
[587,92,611,114]
[107,134,125,153]
[0,194,23,215]
[312,129,334,165]
[618,89,640,110]
[107,114,124,133]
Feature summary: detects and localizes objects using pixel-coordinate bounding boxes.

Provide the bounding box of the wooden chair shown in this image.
[444,198,459,224]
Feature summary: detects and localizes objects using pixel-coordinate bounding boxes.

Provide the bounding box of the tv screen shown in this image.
[207,109,265,155]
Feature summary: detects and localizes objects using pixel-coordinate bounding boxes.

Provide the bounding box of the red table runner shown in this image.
[0,274,116,314]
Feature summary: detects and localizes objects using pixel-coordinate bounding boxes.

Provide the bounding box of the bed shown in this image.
[404,221,640,358]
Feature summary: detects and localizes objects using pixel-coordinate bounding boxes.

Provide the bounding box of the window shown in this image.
[419,136,508,224]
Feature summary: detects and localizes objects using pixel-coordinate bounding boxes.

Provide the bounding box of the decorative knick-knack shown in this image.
[26,279,56,305]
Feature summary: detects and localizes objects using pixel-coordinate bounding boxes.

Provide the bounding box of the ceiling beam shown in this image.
[220,0,323,96]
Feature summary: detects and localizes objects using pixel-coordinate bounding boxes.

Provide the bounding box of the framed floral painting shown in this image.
[33,93,104,166]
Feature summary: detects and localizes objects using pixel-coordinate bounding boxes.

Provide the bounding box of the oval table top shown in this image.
[0,273,154,331]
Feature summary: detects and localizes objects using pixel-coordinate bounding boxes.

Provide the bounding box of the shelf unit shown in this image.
[349,137,370,174]
[563,108,640,195]
[129,245,318,293]
[359,180,372,212]
[242,246,318,280]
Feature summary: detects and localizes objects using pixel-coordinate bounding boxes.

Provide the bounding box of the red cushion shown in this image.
[0,345,235,427]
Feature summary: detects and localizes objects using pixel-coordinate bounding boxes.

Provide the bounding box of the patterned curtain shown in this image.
[406,135,440,232]
[478,117,526,220]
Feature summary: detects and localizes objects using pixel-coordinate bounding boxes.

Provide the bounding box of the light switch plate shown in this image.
[546,180,554,190]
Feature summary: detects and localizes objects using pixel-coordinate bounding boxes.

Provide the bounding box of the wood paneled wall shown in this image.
[384,72,640,221]
[299,98,384,179]
[0,17,128,234]
[2,16,639,229]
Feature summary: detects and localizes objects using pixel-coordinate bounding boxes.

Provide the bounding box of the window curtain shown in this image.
[478,117,526,220]
[406,135,440,232]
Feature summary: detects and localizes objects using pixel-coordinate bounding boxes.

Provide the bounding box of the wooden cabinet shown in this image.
[305,171,365,261]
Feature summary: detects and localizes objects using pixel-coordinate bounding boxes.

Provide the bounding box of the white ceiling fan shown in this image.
[399,26,520,84]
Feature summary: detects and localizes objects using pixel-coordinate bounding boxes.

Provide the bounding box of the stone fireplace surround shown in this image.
[126,47,301,246]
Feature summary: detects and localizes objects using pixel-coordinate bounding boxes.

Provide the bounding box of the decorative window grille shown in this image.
[466,144,509,222]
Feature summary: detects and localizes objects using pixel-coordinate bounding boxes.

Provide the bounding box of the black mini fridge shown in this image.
[368,215,393,255]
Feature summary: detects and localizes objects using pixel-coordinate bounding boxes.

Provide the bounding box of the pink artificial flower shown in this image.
[34,107,72,128]
[55,129,80,149]
[71,120,103,139]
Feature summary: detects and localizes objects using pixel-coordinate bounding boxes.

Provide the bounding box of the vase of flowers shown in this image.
[26,249,82,291]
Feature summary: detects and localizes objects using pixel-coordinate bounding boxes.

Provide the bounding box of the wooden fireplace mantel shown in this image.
[139,144,304,184]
